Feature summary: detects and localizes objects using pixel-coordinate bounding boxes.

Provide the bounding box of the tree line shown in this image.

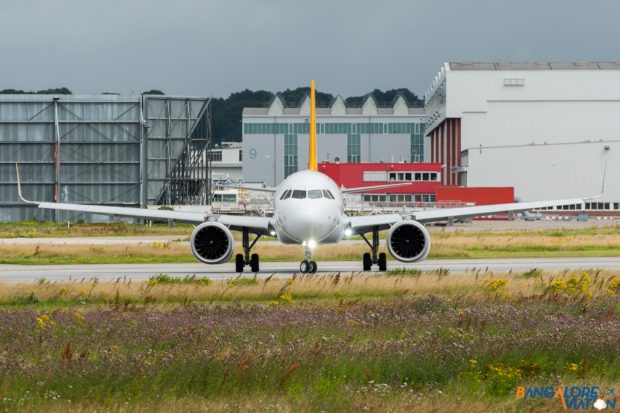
[0,86,422,144]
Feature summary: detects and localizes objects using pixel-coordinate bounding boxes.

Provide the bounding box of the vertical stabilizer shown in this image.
[308,80,317,171]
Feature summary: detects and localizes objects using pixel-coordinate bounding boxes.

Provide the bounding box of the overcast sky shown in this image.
[1,0,619,98]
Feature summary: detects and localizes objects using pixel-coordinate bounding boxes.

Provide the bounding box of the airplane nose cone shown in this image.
[285,203,336,243]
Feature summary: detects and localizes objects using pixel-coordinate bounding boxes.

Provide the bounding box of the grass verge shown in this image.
[1,269,620,412]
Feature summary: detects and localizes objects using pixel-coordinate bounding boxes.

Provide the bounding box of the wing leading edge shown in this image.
[16,164,273,234]
[347,198,586,233]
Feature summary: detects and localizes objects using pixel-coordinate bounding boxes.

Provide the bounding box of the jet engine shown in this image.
[386,220,431,263]
[190,222,234,264]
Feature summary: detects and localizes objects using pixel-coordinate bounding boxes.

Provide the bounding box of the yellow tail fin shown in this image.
[308,80,317,171]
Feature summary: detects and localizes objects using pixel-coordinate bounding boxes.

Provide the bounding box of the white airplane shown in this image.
[17,81,589,273]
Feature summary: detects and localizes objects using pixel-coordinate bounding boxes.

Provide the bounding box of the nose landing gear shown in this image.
[235,228,261,273]
[299,247,317,273]
[360,227,387,272]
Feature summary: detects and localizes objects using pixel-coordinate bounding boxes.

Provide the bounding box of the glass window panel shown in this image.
[308,189,322,199]
[291,190,306,199]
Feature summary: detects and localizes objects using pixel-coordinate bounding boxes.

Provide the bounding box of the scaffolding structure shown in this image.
[149,98,212,205]
[0,94,211,222]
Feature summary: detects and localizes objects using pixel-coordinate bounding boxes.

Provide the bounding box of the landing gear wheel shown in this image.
[300,260,310,273]
[250,253,260,272]
[235,253,244,273]
[309,260,317,273]
[362,253,372,271]
[378,253,387,272]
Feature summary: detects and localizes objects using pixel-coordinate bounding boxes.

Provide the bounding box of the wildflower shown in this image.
[469,359,478,366]
[147,279,158,286]
[279,293,293,303]
[74,311,85,324]
[607,277,620,295]
[36,314,55,329]
[568,362,579,373]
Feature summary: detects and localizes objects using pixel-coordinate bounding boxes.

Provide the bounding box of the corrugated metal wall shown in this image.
[0,94,209,222]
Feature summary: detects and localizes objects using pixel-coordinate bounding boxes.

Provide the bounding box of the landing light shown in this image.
[270,230,276,236]
[344,228,353,237]
[307,239,317,249]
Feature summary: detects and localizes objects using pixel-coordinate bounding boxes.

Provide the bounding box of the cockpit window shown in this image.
[308,189,323,199]
[322,189,335,200]
[291,190,306,199]
[280,189,292,200]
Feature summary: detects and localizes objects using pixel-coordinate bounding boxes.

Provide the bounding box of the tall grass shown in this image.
[1,228,620,265]
[0,270,620,412]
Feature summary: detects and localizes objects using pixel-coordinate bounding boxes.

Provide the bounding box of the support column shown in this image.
[53,97,61,223]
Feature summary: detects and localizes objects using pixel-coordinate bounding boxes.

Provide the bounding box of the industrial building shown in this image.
[242,94,426,186]
[0,94,211,222]
[244,62,620,212]
[318,162,441,204]
[208,142,243,184]
[425,62,620,210]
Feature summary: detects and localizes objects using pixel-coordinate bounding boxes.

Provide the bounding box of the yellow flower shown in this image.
[568,363,579,372]
[279,293,293,303]
[469,359,478,366]
[74,311,85,323]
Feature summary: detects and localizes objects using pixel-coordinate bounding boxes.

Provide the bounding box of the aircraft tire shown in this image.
[250,253,260,272]
[378,253,387,272]
[309,260,317,273]
[235,254,244,273]
[362,253,372,271]
[300,260,310,273]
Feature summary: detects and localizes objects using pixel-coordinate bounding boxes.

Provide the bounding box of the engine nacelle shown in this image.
[190,222,234,264]
[386,220,431,263]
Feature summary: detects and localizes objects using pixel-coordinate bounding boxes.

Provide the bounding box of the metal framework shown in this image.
[0,94,211,222]
[149,97,212,205]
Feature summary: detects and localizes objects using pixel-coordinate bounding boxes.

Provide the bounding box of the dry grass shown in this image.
[1,268,614,306]
[2,228,620,265]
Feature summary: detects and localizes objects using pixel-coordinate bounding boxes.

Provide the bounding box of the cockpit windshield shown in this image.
[322,189,335,199]
[279,189,292,200]
[291,190,306,199]
[281,189,335,200]
[308,189,322,199]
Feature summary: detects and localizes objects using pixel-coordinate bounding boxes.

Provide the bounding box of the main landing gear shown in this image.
[235,228,261,273]
[299,246,317,273]
[360,227,387,272]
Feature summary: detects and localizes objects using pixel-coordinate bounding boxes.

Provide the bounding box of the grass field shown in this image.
[1,270,619,412]
[0,221,192,238]
[0,224,619,264]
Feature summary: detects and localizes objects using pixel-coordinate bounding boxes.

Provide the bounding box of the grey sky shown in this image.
[1,0,619,98]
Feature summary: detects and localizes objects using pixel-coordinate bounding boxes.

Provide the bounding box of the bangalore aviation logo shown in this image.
[516,386,617,410]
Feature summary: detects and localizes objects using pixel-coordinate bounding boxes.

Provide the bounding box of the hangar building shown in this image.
[242,94,426,186]
[244,62,620,211]
[0,94,211,222]
[425,62,620,210]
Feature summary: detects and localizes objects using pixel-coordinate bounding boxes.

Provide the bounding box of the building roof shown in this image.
[449,61,620,71]
[243,92,425,117]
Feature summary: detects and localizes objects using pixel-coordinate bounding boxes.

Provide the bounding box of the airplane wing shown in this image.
[16,165,274,234]
[341,182,412,194]
[346,198,585,233]
[412,198,585,223]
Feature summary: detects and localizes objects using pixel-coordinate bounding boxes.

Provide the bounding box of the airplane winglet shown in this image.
[583,161,607,201]
[15,163,37,204]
